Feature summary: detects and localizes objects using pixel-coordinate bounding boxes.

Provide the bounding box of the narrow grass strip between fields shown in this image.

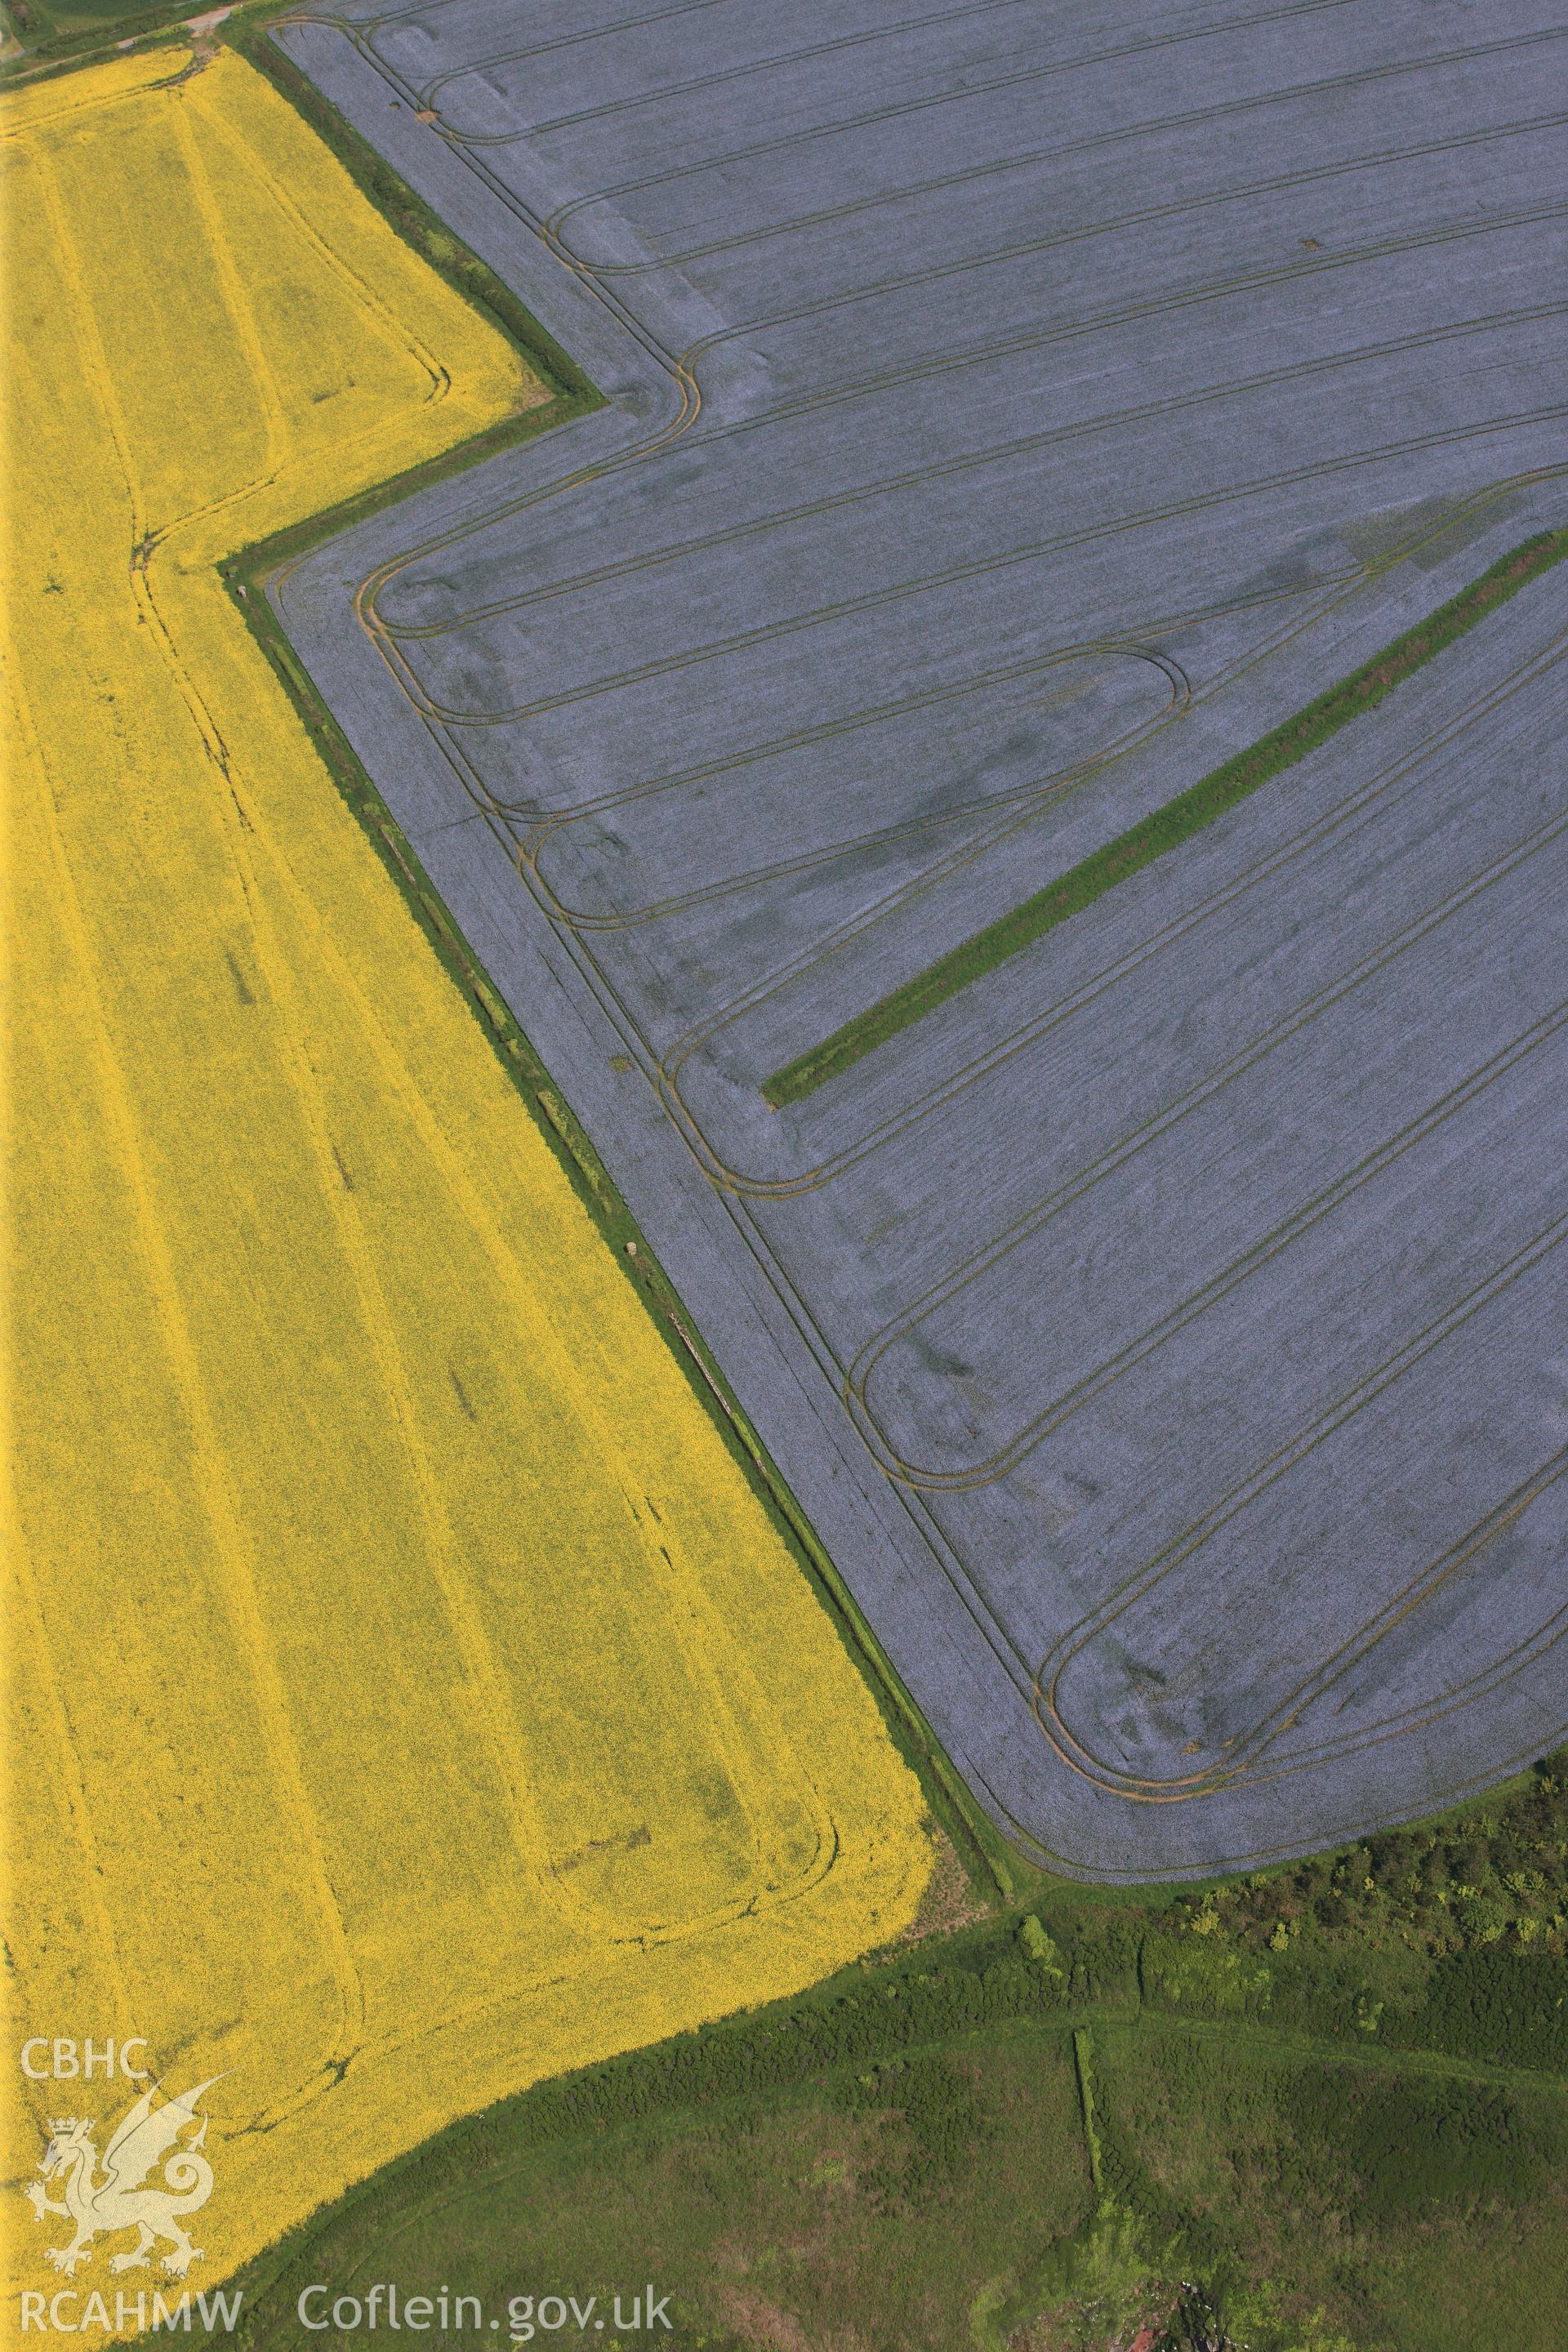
[238,566,1008,1904]
[211,20,1008,1906]
[763,526,1568,1108]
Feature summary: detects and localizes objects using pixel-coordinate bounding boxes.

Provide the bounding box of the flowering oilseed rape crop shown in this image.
[1,48,931,2320]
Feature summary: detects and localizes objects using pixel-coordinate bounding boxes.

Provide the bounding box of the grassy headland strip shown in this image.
[764,527,1568,1109]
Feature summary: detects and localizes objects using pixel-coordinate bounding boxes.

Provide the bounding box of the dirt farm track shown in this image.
[271,0,1568,1879]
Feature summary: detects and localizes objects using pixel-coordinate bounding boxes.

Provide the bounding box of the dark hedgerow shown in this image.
[206,11,1005,1908]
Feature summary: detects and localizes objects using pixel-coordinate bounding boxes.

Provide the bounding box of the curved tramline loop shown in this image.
[1031,1339,1568,1806]
[501,315,1565,936]
[233,666,843,1960]
[322,469,1567,1209]
[639,650,1568,1828]
[973,1713,1568,1880]
[512,639,1192,847]
[300,109,1568,721]
[262,21,1568,1258]
[666,203,1568,464]
[382,296,1565,660]
[855,840,1568,1489]
[866,1206,1568,1826]
[303,458,1561,1220]
[1036,1455,1568,1806]
[520,649,1191,933]
[647,473,1568,1201]
[840,661,1568,1479]
[505,616,1568,1862]
[265,0,1568,1866]
[363,145,1568,671]
[369,401,1568,729]
[638,632,1568,1539]
[317,61,1568,670]
[853,969,1568,1486]
[557,582,1352,1175]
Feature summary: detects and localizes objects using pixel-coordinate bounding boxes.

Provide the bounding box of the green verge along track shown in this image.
[764,525,1568,1108]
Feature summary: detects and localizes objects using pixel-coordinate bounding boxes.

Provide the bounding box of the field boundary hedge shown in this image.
[229,568,1004,1905]
[212,12,1008,1908]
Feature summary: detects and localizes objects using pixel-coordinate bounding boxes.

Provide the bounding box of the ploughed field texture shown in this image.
[0,49,930,2310]
[273,0,1568,1878]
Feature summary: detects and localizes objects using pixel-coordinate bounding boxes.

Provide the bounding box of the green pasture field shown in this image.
[764,526,1568,1109]
[1,0,294,74]
[0,0,190,66]
[216,1755,1568,2352]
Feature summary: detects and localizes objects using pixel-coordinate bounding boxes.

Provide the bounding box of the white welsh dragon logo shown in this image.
[26,2077,223,2278]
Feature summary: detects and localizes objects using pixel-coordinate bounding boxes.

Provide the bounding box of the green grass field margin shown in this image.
[0,0,186,74]
[212,13,1009,1909]
[1,0,278,88]
[764,525,1568,1109]
[211,1861,1568,2350]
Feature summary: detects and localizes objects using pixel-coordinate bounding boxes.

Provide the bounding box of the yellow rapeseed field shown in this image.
[1,47,930,2319]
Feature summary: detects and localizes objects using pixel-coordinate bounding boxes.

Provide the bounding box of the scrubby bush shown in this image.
[1160,1752,1568,1962]
[849,2051,987,2203]
[1281,2071,1561,2218]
